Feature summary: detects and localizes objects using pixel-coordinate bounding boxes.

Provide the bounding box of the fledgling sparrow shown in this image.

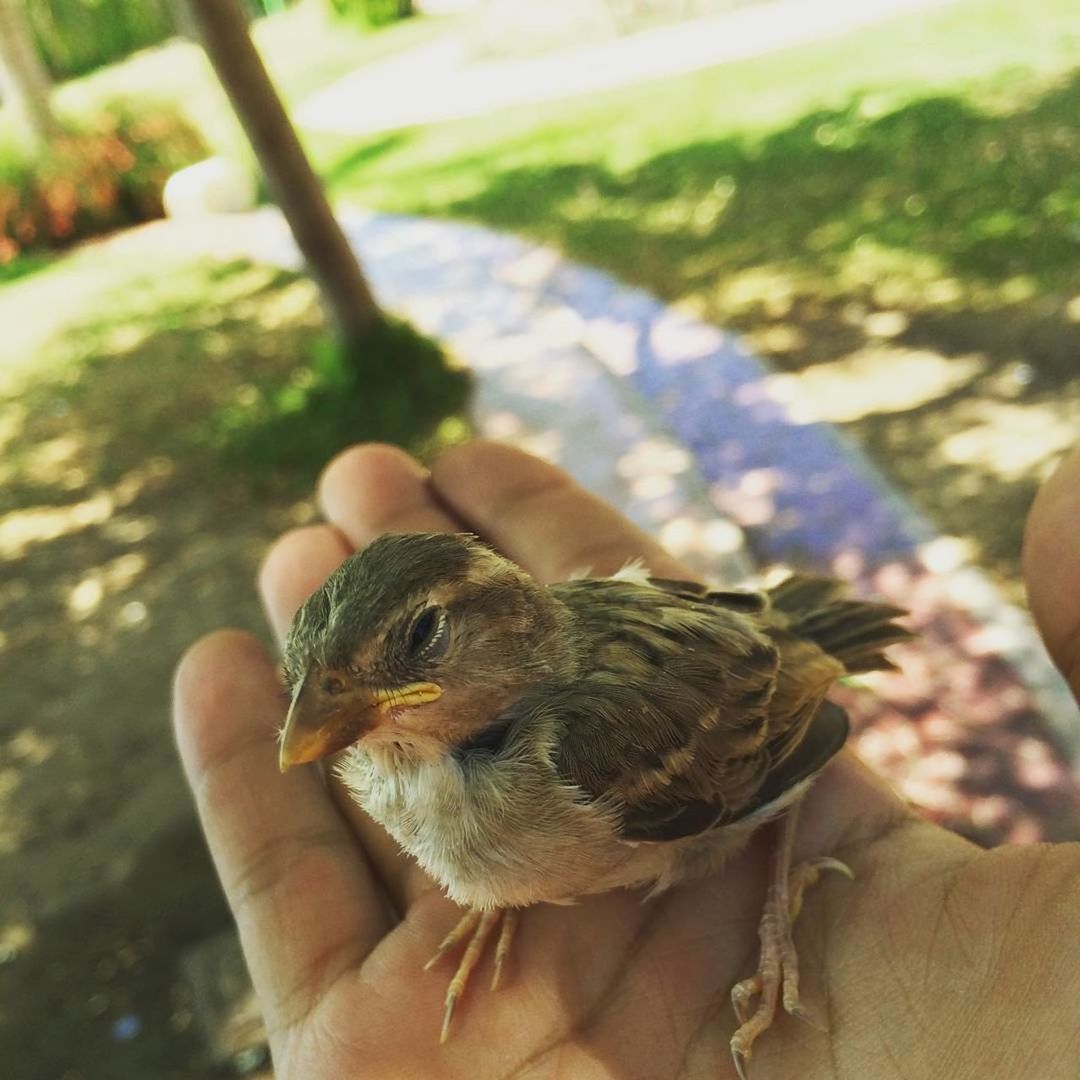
[279,532,911,1077]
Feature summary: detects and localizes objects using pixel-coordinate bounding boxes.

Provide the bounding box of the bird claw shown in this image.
[730,1038,752,1080]
[731,974,762,1025]
[440,989,459,1044]
[425,908,517,1041]
[786,999,827,1032]
[728,811,853,1075]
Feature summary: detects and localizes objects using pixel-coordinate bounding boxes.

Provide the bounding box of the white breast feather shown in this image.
[335,734,631,909]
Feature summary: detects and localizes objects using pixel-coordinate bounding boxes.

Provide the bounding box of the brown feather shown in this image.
[550,571,909,842]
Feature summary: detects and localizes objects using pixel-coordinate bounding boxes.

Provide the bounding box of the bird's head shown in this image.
[278,532,568,770]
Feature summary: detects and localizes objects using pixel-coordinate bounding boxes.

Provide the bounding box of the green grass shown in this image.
[313,0,1080,308]
[3,0,1077,573]
[0,242,468,492]
[17,2,455,160]
[0,3,469,479]
[306,0,1079,592]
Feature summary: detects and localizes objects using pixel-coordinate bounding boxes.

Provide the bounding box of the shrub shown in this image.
[327,0,414,29]
[215,315,472,476]
[0,103,206,263]
[27,0,176,81]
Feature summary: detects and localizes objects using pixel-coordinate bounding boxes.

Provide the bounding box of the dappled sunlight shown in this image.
[20,434,89,489]
[616,437,692,501]
[763,346,985,424]
[4,3,1078,1063]
[711,469,782,529]
[0,403,27,459]
[251,278,320,331]
[705,267,799,320]
[367,58,1079,613]
[0,764,26,856]
[0,458,173,561]
[648,309,724,367]
[0,493,116,561]
[495,245,562,288]
[658,515,745,564]
[0,920,34,965]
[0,235,345,988]
[823,554,1080,845]
[939,399,1079,482]
[582,316,640,375]
[66,554,149,621]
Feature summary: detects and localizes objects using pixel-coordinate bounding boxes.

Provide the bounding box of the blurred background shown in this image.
[1,0,1078,1075]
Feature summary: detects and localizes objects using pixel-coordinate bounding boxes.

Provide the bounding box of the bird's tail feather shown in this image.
[766,574,913,674]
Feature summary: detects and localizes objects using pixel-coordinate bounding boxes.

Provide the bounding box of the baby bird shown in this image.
[279,532,911,1077]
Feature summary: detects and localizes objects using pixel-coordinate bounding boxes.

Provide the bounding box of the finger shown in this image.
[319,442,460,549]
[430,440,692,583]
[173,631,388,1041]
[259,524,351,644]
[1023,444,1080,700]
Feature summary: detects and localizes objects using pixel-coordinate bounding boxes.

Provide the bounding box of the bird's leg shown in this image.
[729,803,853,1080]
[491,907,518,991]
[424,907,516,1042]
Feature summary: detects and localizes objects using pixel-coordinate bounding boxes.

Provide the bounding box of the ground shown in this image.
[310,0,1080,605]
[0,250,327,1077]
[2,0,1079,1075]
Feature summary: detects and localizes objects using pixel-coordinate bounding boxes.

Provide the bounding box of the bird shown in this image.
[278,531,912,1077]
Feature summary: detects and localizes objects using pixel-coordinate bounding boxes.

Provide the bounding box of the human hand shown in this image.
[174,441,1080,1079]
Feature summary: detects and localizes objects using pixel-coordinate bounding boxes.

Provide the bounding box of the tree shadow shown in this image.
[375,69,1080,595]
[0,819,234,1080]
[430,71,1080,297]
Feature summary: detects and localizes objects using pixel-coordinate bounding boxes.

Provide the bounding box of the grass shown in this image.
[309,0,1080,592]
[313,0,1080,299]
[0,2,470,483]
[0,240,467,499]
[1,6,1077,1071]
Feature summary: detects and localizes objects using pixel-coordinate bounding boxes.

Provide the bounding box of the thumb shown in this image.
[1023,444,1080,701]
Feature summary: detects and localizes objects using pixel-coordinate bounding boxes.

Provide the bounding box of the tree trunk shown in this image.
[0,0,61,153]
[184,0,383,349]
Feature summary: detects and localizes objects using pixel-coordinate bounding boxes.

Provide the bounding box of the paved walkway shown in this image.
[296,0,956,135]
[154,203,1080,847]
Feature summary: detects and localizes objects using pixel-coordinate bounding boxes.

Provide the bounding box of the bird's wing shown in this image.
[641,576,769,615]
[616,701,849,841]
[548,577,846,843]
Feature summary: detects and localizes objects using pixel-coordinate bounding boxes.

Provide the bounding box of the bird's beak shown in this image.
[278,671,442,772]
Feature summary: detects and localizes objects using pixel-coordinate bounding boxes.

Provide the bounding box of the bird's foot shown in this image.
[730,826,853,1080]
[423,907,518,1042]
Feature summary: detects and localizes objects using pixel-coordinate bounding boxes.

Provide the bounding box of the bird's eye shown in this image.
[408,605,449,661]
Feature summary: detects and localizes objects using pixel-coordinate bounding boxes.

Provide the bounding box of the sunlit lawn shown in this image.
[314,0,1079,300]
[311,0,1080,594]
[0,4,466,471]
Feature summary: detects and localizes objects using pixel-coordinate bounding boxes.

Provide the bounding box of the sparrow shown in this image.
[279,532,911,1076]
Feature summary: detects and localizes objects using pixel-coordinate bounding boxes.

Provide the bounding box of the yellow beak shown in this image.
[278,672,442,772]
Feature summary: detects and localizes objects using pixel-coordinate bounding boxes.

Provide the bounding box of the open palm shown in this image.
[174,441,1080,1079]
